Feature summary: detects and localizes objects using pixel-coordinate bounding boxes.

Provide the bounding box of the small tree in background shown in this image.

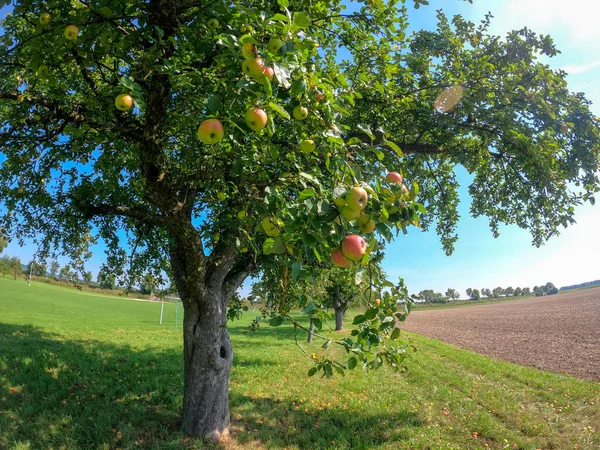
[469,288,481,300]
[9,256,21,280]
[544,282,559,295]
[49,261,60,280]
[522,287,531,296]
[83,271,93,285]
[504,286,515,297]
[514,287,522,296]
[0,255,10,277]
[481,288,492,299]
[466,288,473,299]
[445,288,460,300]
[492,287,503,298]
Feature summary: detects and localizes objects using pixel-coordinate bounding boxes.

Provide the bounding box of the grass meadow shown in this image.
[0,277,599,449]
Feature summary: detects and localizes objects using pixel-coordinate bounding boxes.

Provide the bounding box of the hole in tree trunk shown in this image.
[220,346,227,359]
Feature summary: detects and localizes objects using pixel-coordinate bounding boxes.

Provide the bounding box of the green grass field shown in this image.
[1,277,599,449]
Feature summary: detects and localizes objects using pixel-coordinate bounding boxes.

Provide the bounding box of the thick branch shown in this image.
[80,203,166,225]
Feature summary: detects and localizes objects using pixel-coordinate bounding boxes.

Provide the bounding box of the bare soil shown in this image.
[402,287,600,381]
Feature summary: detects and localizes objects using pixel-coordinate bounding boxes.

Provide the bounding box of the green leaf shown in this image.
[269,316,284,326]
[268,102,290,120]
[269,13,290,23]
[314,318,322,330]
[300,188,315,198]
[348,357,358,370]
[364,308,377,320]
[303,303,316,314]
[292,261,303,280]
[293,12,311,29]
[357,124,375,140]
[299,172,319,185]
[308,366,318,377]
[352,314,365,325]
[321,339,330,349]
[386,141,404,156]
[290,78,308,96]
[207,95,220,114]
[390,327,401,341]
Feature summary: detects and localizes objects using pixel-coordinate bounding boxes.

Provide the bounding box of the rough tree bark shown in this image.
[333,287,349,331]
[307,317,315,343]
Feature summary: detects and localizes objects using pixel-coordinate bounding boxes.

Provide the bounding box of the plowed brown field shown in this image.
[402,287,600,381]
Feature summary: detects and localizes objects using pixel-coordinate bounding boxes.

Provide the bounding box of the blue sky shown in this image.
[2,1,599,297]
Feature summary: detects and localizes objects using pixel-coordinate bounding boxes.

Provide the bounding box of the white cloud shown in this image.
[560,60,600,75]
[470,0,600,44]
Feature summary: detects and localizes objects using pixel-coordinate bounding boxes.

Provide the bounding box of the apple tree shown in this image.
[1,0,599,439]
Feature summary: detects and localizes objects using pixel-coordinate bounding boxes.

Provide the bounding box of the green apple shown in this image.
[198,118,224,144]
[242,43,256,58]
[345,186,368,211]
[340,206,361,221]
[39,13,51,26]
[299,139,315,152]
[207,18,219,29]
[293,105,308,120]
[358,214,376,233]
[237,210,247,219]
[333,196,346,208]
[64,25,79,40]
[267,38,284,54]
[245,107,268,131]
[242,58,264,78]
[217,192,227,201]
[115,93,134,111]
[37,64,49,77]
[262,217,281,237]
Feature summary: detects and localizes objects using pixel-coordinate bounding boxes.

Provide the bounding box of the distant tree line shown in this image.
[560,280,600,292]
[413,282,559,304]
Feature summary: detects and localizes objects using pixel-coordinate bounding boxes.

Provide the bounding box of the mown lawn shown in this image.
[0,277,598,449]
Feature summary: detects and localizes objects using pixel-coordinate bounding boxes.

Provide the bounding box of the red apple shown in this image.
[198,119,224,144]
[245,107,268,131]
[341,235,368,262]
[386,172,403,184]
[345,186,368,211]
[331,249,352,267]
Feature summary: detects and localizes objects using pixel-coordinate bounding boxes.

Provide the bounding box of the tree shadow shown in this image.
[0,322,422,449]
[229,393,422,449]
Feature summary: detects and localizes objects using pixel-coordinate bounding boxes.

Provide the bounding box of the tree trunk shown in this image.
[333,287,347,331]
[169,241,237,440]
[307,317,314,343]
[181,294,233,439]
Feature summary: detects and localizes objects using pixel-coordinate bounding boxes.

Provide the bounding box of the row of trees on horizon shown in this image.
[415,282,559,304]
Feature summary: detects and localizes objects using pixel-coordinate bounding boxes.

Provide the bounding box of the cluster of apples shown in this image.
[331,172,405,268]
[39,12,79,40]
[197,34,312,144]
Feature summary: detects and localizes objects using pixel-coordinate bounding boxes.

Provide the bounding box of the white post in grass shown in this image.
[159,298,165,325]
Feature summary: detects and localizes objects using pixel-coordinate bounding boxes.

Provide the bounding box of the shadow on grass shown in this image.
[0,322,422,449]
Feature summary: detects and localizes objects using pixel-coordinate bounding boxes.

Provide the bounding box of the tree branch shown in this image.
[79,203,166,225]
